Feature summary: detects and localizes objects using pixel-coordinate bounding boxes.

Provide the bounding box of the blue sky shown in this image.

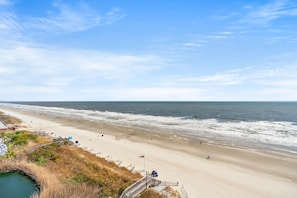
[0,0,297,101]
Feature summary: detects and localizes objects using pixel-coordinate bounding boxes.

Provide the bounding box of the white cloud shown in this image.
[102,87,207,101]
[183,42,201,47]
[0,2,124,43]
[212,12,239,21]
[0,85,64,101]
[269,36,291,43]
[0,1,296,101]
[0,0,11,6]
[245,0,297,25]
[0,46,162,77]
[12,85,61,94]
[0,64,15,74]
[175,71,245,86]
[23,3,124,33]
[256,79,297,87]
[104,8,126,25]
[206,31,235,40]
[178,65,297,101]
[0,11,22,37]
[243,5,253,10]
[252,64,297,90]
[1,37,296,101]
[198,73,242,85]
[206,35,230,39]
[0,44,165,99]
[182,32,234,50]
[258,88,297,100]
[218,31,234,35]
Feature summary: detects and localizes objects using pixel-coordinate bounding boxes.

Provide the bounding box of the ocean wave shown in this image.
[3,103,297,153]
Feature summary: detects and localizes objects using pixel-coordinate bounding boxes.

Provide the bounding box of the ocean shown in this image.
[1,102,297,154]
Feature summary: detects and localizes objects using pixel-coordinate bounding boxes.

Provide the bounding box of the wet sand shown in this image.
[1,106,297,198]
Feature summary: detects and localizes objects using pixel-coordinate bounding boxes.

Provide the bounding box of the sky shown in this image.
[0,0,297,101]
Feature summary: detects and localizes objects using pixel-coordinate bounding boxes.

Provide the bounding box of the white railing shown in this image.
[180,185,189,198]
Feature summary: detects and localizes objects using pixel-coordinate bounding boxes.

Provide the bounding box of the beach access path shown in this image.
[1,107,297,198]
[0,121,8,130]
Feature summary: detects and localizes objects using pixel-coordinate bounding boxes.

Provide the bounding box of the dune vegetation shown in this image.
[0,112,166,198]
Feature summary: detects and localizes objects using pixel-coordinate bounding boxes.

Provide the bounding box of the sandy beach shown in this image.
[1,106,297,198]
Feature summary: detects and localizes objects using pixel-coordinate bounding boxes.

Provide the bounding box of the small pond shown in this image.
[0,172,39,198]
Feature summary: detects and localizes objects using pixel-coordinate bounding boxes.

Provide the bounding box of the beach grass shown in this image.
[0,161,101,198]
[0,111,21,125]
[0,134,141,197]
[1,111,171,197]
[28,142,141,197]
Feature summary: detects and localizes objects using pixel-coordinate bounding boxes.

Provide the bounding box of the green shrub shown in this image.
[1,149,16,159]
[5,131,36,146]
[29,145,60,166]
[36,156,47,166]
[73,174,89,183]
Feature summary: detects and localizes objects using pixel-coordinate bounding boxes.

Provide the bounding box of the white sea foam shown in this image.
[3,103,297,153]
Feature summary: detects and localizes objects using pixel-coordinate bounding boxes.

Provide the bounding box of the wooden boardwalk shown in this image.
[0,121,8,130]
[120,174,154,198]
[120,173,180,198]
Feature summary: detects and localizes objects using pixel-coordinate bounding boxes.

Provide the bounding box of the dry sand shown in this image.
[1,106,297,198]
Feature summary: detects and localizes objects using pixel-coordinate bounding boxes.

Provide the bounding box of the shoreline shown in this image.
[1,106,297,197]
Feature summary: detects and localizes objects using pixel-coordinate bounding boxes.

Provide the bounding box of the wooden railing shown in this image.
[120,174,153,198]
[119,174,182,198]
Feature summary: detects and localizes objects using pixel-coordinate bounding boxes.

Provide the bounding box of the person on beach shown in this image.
[152,170,158,177]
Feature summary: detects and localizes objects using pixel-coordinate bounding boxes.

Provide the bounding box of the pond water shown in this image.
[0,172,39,198]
